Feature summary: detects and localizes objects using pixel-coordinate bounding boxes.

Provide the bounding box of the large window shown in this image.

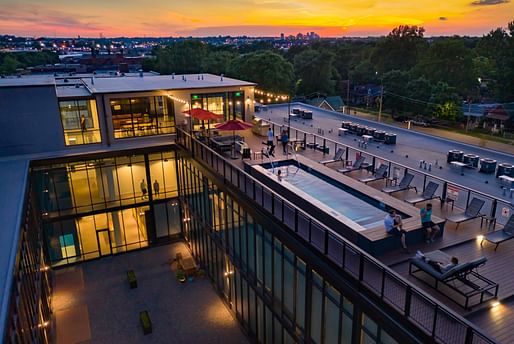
[59,99,101,145]
[110,96,175,138]
[190,91,246,130]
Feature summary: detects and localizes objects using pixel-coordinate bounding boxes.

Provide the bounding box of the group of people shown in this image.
[384,203,459,272]
[267,127,289,155]
[384,203,440,253]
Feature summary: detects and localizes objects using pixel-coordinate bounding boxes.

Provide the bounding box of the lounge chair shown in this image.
[381,173,416,194]
[446,197,485,229]
[359,164,388,184]
[481,215,514,251]
[409,250,498,309]
[404,181,440,205]
[319,148,345,165]
[337,156,366,174]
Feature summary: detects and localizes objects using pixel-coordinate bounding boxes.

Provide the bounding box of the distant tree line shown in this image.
[0,51,59,75]
[144,21,514,122]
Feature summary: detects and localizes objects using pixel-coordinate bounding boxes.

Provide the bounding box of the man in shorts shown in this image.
[420,203,440,243]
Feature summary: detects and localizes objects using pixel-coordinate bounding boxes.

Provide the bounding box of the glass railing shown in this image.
[176,128,498,344]
[263,119,513,228]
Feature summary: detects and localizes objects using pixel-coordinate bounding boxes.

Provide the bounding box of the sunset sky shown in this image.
[0,0,512,38]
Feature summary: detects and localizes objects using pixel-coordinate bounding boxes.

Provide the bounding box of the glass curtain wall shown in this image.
[5,192,51,344]
[177,155,398,344]
[32,149,180,266]
[190,91,246,130]
[110,96,175,138]
[59,99,101,145]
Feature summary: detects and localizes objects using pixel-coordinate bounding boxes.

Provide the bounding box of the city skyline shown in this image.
[0,0,512,38]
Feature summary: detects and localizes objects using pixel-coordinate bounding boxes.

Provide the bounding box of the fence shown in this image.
[176,128,497,344]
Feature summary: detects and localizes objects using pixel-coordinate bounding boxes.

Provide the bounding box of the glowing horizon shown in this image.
[0,0,512,38]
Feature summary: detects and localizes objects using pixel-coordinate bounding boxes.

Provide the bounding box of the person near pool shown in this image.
[280,129,289,155]
[420,203,439,243]
[416,251,458,273]
[384,209,408,253]
[267,127,274,146]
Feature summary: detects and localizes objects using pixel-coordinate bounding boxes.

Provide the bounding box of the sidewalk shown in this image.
[351,109,514,155]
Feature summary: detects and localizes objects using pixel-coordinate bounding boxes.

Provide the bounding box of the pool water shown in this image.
[271,165,387,229]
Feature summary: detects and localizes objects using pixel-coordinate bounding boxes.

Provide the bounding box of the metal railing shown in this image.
[264,118,514,227]
[176,128,497,344]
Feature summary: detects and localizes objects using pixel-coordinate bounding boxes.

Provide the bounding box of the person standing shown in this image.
[281,129,289,155]
[420,203,439,243]
[267,127,274,146]
[140,179,148,199]
[80,115,87,132]
[153,179,160,196]
[384,209,408,253]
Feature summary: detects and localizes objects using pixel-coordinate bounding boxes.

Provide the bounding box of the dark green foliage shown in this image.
[227,51,294,94]
[294,48,338,95]
[0,51,59,74]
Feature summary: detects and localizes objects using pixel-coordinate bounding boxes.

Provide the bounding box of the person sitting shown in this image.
[416,251,458,273]
[420,203,440,243]
[384,209,409,253]
[277,169,282,181]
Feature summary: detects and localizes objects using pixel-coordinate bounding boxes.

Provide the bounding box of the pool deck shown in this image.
[208,126,514,343]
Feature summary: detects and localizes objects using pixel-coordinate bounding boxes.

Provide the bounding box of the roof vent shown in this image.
[201,75,204,80]
[220,74,224,82]
[91,77,95,85]
[139,69,143,77]
[197,75,200,80]
[172,73,175,79]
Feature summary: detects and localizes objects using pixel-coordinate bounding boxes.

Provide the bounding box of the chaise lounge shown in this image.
[404,181,440,205]
[446,197,485,229]
[409,250,498,309]
[337,156,366,174]
[359,164,388,184]
[381,173,416,194]
[481,215,514,251]
[319,148,345,165]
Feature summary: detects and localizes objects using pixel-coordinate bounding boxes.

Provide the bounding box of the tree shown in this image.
[429,82,463,122]
[370,25,427,73]
[405,77,433,117]
[413,38,476,95]
[0,55,21,74]
[381,70,410,113]
[348,60,376,86]
[227,51,294,93]
[293,49,338,95]
[201,51,237,75]
[151,40,207,74]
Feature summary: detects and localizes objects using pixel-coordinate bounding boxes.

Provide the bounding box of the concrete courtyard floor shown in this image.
[51,242,248,344]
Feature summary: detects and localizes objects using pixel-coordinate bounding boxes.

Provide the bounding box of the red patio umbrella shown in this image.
[215,119,253,158]
[183,108,223,134]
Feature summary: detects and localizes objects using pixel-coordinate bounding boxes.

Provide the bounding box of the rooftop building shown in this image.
[0,72,509,344]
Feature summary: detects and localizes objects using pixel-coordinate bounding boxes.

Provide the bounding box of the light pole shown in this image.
[378,84,384,122]
[287,94,291,136]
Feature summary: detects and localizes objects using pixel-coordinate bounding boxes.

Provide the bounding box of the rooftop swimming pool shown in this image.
[263,163,390,229]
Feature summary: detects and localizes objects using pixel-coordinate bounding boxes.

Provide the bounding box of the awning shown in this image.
[486,112,510,121]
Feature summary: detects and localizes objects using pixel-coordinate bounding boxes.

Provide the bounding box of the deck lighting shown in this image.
[492,301,500,308]
[476,235,484,242]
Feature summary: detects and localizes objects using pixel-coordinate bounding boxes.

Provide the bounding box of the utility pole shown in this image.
[378,85,383,122]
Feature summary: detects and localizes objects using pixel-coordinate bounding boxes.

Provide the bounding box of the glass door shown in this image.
[96,229,112,256]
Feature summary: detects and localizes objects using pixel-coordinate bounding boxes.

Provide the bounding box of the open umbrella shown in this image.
[183,108,223,136]
[215,119,253,159]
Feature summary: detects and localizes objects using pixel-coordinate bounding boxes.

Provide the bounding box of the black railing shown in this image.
[264,118,513,227]
[176,128,497,344]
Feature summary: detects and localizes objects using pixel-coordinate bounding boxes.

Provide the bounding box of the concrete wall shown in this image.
[0,86,65,156]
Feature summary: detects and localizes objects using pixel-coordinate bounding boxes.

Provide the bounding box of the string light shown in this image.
[168,95,188,104]
[255,89,290,104]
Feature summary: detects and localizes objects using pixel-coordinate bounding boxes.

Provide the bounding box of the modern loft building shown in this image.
[0,73,495,344]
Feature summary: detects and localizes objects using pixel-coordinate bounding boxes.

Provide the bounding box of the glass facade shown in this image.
[59,99,101,145]
[177,154,397,344]
[110,96,175,138]
[32,149,180,266]
[190,91,245,129]
[5,190,51,344]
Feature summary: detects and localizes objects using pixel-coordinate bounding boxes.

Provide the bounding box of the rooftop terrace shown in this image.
[192,113,514,343]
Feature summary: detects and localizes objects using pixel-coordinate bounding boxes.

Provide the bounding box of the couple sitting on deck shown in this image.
[384,203,440,253]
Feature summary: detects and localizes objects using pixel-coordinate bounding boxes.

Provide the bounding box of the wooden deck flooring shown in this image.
[213,130,514,343]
